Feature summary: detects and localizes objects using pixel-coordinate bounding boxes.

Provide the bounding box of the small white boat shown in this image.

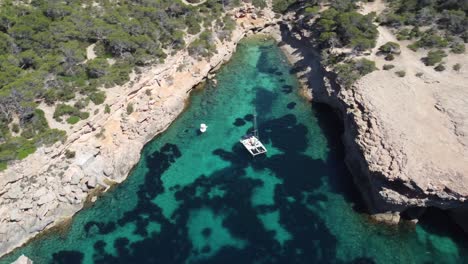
[200,123,208,133]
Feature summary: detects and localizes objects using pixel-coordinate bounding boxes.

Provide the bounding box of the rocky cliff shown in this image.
[267,14,468,224]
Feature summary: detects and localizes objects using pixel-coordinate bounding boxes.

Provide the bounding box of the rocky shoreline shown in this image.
[0,9,280,257]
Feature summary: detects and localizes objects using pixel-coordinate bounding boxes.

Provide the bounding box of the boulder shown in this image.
[11,255,33,264]
[59,185,71,196]
[5,184,23,199]
[370,211,401,225]
[18,201,33,210]
[82,155,105,182]
[33,187,48,200]
[87,175,97,189]
[64,166,84,185]
[36,192,56,206]
[9,209,22,222]
[36,201,58,221]
[36,205,49,220]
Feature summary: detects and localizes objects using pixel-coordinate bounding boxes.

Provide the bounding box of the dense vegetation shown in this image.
[315,7,378,51]
[379,0,467,69]
[0,0,240,169]
[334,58,377,87]
[277,0,379,87]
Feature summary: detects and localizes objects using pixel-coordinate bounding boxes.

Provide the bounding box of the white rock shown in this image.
[11,254,33,264]
[37,192,56,206]
[62,170,72,183]
[33,187,47,200]
[80,183,89,192]
[66,166,84,185]
[9,209,22,222]
[5,184,23,199]
[87,175,97,188]
[18,201,33,210]
[59,185,72,197]
[36,205,49,220]
[57,195,68,203]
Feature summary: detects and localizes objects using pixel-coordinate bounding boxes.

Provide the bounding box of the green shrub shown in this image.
[11,123,20,133]
[396,29,411,40]
[17,144,36,160]
[316,8,378,51]
[34,129,66,146]
[66,116,80,124]
[415,72,424,77]
[89,91,106,105]
[79,112,90,120]
[74,99,89,109]
[407,43,419,52]
[252,0,267,9]
[383,64,395,70]
[105,104,111,114]
[395,70,406,77]
[272,0,296,13]
[434,63,446,72]
[379,42,401,55]
[335,58,377,87]
[422,50,447,66]
[0,161,6,171]
[127,103,134,115]
[86,58,109,78]
[450,43,465,54]
[65,149,75,159]
[54,104,80,119]
[416,31,449,49]
[453,63,461,71]
[385,54,395,61]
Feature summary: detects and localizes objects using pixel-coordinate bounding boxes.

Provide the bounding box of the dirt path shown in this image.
[181,0,207,6]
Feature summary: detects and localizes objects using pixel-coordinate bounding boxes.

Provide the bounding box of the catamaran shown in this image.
[240,113,267,156]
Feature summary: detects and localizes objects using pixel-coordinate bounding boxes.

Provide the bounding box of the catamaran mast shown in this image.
[253,111,259,139]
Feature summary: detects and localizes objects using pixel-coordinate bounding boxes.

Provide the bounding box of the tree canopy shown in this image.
[0,0,240,169]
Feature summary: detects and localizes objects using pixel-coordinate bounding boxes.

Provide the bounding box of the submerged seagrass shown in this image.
[3,37,468,264]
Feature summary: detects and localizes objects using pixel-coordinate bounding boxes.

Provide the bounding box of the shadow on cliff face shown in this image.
[312,103,367,214]
[49,113,379,264]
[277,23,329,99]
[276,22,367,215]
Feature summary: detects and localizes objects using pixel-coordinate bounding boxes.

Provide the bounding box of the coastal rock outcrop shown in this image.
[271,15,468,222]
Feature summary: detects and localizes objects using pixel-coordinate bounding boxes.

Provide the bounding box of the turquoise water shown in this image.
[2,37,468,264]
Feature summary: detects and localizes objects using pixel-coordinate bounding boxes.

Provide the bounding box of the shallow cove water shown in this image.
[3,37,468,264]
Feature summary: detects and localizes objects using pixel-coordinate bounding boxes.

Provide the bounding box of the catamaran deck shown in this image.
[240,135,267,156]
